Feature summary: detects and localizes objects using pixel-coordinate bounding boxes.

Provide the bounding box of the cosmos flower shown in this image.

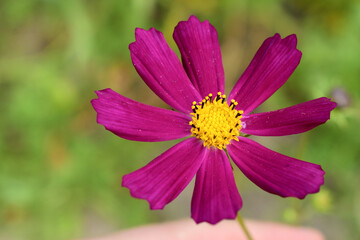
[91,16,336,224]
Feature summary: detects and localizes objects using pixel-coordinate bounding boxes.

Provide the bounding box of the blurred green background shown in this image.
[0,0,359,239]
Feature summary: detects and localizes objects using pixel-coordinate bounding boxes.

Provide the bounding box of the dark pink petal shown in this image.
[228,137,324,199]
[129,28,202,113]
[229,34,302,114]
[91,88,191,142]
[191,149,242,224]
[122,138,206,209]
[241,97,337,136]
[173,15,225,98]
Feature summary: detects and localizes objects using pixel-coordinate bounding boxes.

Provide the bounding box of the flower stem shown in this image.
[237,212,254,240]
[224,148,253,239]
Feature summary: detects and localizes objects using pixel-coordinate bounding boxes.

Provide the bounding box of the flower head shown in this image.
[91,16,337,224]
[190,92,243,149]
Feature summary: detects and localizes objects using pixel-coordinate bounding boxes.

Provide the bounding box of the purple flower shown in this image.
[91,16,337,224]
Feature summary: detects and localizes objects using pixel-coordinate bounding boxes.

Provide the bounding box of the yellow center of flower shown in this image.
[189,92,243,149]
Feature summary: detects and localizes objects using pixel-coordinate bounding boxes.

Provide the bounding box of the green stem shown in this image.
[237,212,254,240]
[224,148,253,240]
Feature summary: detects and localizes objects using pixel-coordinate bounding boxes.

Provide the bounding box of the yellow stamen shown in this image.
[189,93,243,149]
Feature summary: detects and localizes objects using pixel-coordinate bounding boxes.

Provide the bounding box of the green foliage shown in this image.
[0,0,359,239]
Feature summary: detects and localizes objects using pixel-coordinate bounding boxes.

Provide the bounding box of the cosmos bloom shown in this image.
[91,16,336,224]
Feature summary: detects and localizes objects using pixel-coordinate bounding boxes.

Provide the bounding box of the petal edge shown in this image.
[241,97,337,136]
[228,137,324,199]
[122,138,207,210]
[229,34,302,114]
[191,149,242,224]
[130,27,202,113]
[91,88,192,142]
[174,15,225,98]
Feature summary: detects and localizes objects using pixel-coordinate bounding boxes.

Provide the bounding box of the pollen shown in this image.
[189,92,244,149]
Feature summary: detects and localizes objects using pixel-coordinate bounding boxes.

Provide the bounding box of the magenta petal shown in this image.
[129,28,202,113]
[122,138,206,210]
[242,97,337,136]
[91,88,192,142]
[228,137,324,199]
[229,34,302,114]
[173,15,225,98]
[191,149,242,224]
